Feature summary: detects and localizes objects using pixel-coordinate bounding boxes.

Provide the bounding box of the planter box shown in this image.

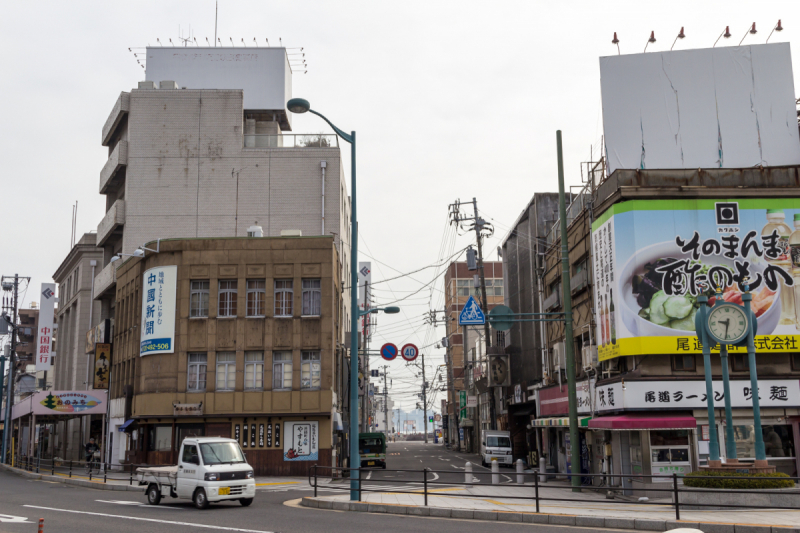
[675,485,800,510]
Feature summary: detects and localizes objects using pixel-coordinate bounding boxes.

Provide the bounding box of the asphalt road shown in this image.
[0,442,601,533]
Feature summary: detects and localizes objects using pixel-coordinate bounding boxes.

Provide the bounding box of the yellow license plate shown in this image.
[219,487,230,495]
[368,461,375,466]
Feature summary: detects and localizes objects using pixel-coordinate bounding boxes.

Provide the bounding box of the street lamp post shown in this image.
[286,98,399,501]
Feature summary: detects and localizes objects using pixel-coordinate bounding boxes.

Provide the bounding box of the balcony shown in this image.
[99,141,128,194]
[93,261,117,300]
[102,92,130,147]
[243,134,339,149]
[97,199,125,246]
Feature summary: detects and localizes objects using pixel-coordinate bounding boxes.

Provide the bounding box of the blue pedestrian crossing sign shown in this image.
[458,295,486,325]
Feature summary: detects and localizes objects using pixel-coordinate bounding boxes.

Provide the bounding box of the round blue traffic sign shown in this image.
[380,343,398,361]
[400,343,419,362]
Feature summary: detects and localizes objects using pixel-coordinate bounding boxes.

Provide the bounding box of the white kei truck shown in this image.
[136,437,256,509]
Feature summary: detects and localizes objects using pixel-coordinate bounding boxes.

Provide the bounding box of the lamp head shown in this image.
[133,248,145,257]
[611,32,619,45]
[724,26,731,38]
[384,306,401,314]
[776,19,783,32]
[749,22,757,35]
[287,98,310,114]
[109,255,120,264]
[648,31,656,44]
[678,27,685,39]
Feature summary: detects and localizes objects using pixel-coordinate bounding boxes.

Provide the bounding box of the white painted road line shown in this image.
[23,506,275,533]
[366,471,372,480]
[0,514,31,524]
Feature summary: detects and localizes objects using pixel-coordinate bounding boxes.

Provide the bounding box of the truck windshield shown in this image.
[199,442,246,465]
[487,436,511,448]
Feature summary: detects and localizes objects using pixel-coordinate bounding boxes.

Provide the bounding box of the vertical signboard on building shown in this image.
[36,283,56,371]
[358,262,372,342]
[140,265,177,356]
[593,199,800,361]
[94,343,111,389]
[283,421,318,461]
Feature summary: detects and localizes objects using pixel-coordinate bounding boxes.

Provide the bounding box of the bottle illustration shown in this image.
[610,289,617,345]
[603,294,610,347]
[790,213,800,326]
[763,209,794,325]
[598,294,606,347]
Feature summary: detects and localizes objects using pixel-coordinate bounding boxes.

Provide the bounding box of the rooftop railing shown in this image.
[243,134,339,149]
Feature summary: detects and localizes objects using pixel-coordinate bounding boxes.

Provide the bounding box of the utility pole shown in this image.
[2,274,22,464]
[421,352,428,443]
[382,365,389,437]
[557,131,581,492]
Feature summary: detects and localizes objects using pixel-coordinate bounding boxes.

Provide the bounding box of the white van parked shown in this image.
[137,437,256,509]
[480,430,513,468]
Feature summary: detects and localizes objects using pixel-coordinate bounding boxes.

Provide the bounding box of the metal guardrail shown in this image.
[309,465,800,521]
[10,455,148,486]
[243,134,339,149]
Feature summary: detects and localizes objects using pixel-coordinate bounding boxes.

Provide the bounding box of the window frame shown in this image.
[244,351,264,391]
[272,351,293,391]
[302,279,322,316]
[218,280,238,318]
[671,354,696,372]
[187,353,207,392]
[731,353,750,372]
[215,352,236,392]
[274,280,294,317]
[190,280,210,318]
[246,279,266,317]
[301,351,321,390]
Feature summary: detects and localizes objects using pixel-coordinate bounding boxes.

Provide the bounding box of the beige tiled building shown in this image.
[113,235,343,475]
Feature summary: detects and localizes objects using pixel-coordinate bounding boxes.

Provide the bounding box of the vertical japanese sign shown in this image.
[283,421,318,461]
[36,283,56,371]
[140,265,177,356]
[358,262,372,342]
[593,199,800,361]
[93,343,111,389]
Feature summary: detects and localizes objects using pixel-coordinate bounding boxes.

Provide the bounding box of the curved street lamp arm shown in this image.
[307,109,353,143]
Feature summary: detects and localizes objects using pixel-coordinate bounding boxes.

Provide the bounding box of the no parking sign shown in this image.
[380,343,398,361]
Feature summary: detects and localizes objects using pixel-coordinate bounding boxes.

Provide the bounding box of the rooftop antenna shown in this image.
[214,0,218,47]
[644,31,656,53]
[671,26,685,50]
[739,22,757,46]
[611,32,620,55]
[713,25,732,47]
[766,20,783,43]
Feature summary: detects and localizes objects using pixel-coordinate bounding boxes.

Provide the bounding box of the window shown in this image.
[456,280,471,297]
[216,352,236,391]
[733,424,796,459]
[218,280,238,317]
[671,354,696,371]
[245,352,264,390]
[148,425,173,452]
[274,280,293,317]
[200,441,245,465]
[486,436,511,447]
[187,353,207,392]
[273,352,292,390]
[301,351,321,389]
[650,430,691,466]
[732,353,750,371]
[488,279,504,296]
[246,280,266,317]
[181,444,199,463]
[791,353,800,371]
[190,281,210,318]
[302,279,321,316]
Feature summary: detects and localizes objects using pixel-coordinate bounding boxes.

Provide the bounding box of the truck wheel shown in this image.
[147,484,161,505]
[193,488,209,510]
[239,498,253,507]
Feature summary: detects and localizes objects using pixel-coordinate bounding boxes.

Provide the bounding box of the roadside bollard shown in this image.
[38,518,43,532]
[539,456,546,484]
[491,460,500,485]
[516,459,524,485]
[465,461,473,488]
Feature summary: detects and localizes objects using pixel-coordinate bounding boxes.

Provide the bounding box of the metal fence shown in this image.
[309,465,800,521]
[10,454,146,487]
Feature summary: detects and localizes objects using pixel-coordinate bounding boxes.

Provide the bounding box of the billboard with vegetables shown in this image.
[591,199,800,361]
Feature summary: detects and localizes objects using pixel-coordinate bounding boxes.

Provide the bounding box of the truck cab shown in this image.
[480,430,513,468]
[138,437,256,509]
[359,432,387,469]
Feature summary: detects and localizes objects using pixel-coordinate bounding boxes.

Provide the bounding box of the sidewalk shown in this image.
[301,482,800,532]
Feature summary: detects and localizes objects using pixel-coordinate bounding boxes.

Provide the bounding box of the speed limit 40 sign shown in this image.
[400,343,419,362]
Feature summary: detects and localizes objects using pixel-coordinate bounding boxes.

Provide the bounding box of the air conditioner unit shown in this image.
[247,225,264,237]
[159,80,179,90]
[280,229,302,237]
[582,345,598,372]
[552,342,566,372]
[138,81,157,90]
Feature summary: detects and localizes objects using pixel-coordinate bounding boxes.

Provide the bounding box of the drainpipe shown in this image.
[321,161,327,235]
[87,261,96,391]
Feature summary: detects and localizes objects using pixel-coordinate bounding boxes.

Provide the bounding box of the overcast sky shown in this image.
[1,1,797,414]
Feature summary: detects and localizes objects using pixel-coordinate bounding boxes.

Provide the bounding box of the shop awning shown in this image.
[118,419,136,432]
[532,416,591,428]
[588,414,695,430]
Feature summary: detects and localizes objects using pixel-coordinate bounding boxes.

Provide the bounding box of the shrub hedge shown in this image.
[683,470,795,489]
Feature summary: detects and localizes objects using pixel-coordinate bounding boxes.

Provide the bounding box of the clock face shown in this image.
[707,304,749,344]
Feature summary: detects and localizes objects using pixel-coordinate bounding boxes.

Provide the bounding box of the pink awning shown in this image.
[588,414,696,430]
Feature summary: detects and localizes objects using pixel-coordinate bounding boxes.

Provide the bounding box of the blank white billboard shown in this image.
[145,47,292,126]
[600,43,800,174]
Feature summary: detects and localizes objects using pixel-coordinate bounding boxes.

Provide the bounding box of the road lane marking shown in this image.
[366,471,372,480]
[255,481,300,486]
[96,500,140,505]
[23,506,276,532]
[430,472,439,481]
[0,514,31,523]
